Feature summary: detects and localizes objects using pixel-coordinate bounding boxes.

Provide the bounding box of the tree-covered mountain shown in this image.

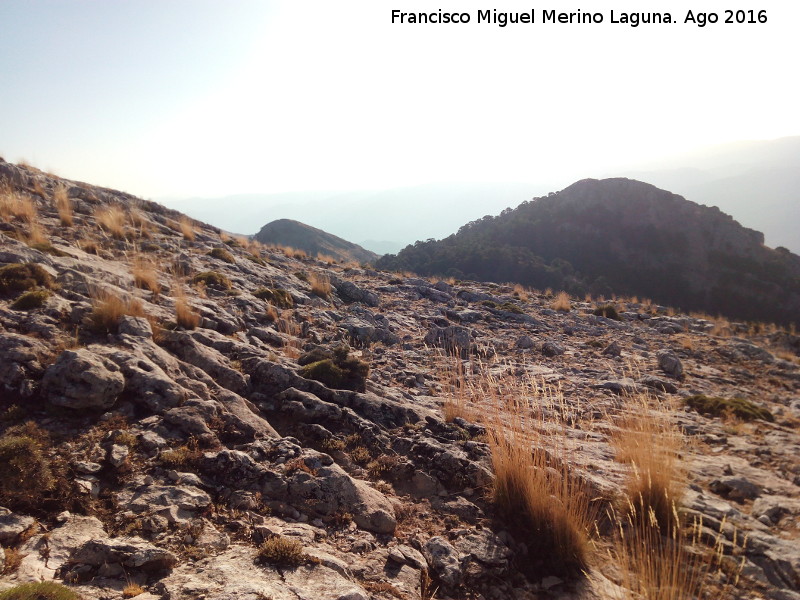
[254,218,378,264]
[376,178,800,325]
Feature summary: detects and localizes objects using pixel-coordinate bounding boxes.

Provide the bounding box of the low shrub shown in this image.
[254,287,293,308]
[0,425,55,510]
[256,536,311,567]
[0,582,80,600]
[11,289,50,310]
[593,304,621,320]
[208,247,235,264]
[685,394,774,422]
[298,346,369,392]
[0,263,53,293]
[191,271,231,290]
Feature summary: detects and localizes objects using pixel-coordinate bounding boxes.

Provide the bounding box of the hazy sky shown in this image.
[1,1,798,198]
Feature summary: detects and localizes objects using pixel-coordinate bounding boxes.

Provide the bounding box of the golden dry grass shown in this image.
[25,222,48,246]
[277,311,302,358]
[122,583,145,598]
[316,253,337,265]
[53,184,73,226]
[486,380,594,576]
[309,271,332,298]
[179,216,196,241]
[281,245,307,259]
[89,288,146,332]
[551,290,572,312]
[132,257,161,297]
[612,393,684,536]
[443,362,595,576]
[95,205,127,239]
[174,287,200,329]
[264,304,279,323]
[513,283,529,301]
[78,239,100,255]
[0,186,37,224]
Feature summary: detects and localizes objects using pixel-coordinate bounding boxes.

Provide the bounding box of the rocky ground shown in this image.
[1,158,799,600]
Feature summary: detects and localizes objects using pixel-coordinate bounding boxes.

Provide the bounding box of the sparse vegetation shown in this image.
[179,216,196,241]
[298,346,369,392]
[254,287,293,308]
[132,258,161,296]
[594,304,621,320]
[174,289,201,330]
[53,184,73,226]
[95,205,127,239]
[685,394,774,422]
[308,271,332,298]
[10,289,50,310]
[89,288,146,333]
[191,271,232,290]
[208,247,235,264]
[122,583,145,598]
[0,187,37,223]
[0,582,80,600]
[0,263,53,293]
[552,290,571,312]
[256,536,311,567]
[613,394,684,534]
[0,424,55,510]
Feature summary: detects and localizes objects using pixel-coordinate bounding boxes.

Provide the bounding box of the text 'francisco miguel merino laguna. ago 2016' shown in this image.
[390,9,768,27]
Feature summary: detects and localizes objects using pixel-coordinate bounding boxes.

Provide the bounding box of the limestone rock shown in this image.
[41,348,124,409]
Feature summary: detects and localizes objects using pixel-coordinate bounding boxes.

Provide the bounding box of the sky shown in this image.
[1,1,798,199]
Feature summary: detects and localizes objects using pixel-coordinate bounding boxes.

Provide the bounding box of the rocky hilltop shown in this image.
[377,178,800,325]
[254,218,379,264]
[1,158,800,600]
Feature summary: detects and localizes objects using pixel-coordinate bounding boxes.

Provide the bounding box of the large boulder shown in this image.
[41,349,124,409]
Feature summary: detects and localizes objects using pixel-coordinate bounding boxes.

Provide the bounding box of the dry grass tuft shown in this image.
[281,245,307,259]
[453,367,594,576]
[513,283,529,301]
[95,205,127,239]
[24,222,48,246]
[89,288,146,332]
[317,253,337,265]
[132,257,161,297]
[53,185,73,226]
[309,272,332,298]
[122,583,145,598]
[179,216,196,241]
[0,185,37,224]
[174,287,200,330]
[612,394,684,534]
[256,536,313,567]
[551,290,572,312]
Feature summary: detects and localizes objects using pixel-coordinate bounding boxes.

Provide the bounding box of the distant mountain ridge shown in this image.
[376,178,800,325]
[253,218,378,264]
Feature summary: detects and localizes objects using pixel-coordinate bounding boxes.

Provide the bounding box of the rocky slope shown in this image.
[254,218,379,264]
[377,178,800,326]
[1,158,800,599]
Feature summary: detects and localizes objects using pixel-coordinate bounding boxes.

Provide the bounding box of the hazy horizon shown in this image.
[2,1,799,199]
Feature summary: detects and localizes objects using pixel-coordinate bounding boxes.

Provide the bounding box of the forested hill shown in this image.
[376,178,800,324]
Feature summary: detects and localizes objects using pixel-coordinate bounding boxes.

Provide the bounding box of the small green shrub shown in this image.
[0,582,80,600]
[298,346,369,392]
[256,536,310,567]
[685,394,774,422]
[0,263,53,293]
[191,271,232,290]
[480,300,498,308]
[159,445,201,468]
[593,305,621,320]
[208,247,235,264]
[254,287,293,308]
[11,289,50,310]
